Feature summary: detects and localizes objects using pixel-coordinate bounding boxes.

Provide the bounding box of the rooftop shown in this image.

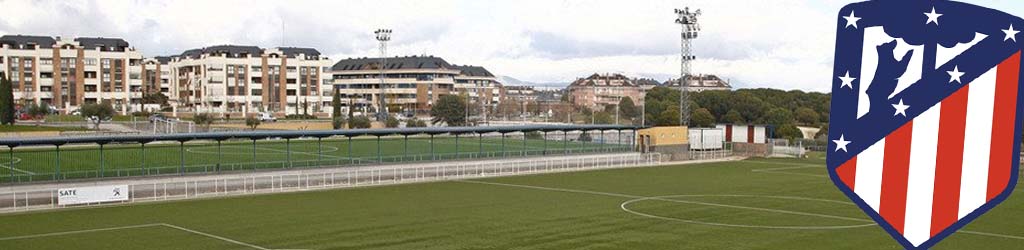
[331,55,453,71]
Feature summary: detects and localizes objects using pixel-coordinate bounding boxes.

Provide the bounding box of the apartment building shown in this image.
[331,55,503,116]
[504,85,536,102]
[566,73,645,110]
[662,74,732,92]
[0,35,148,114]
[168,45,333,115]
[453,65,503,110]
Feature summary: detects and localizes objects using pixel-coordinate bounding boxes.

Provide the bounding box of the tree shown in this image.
[656,108,681,126]
[348,116,371,129]
[593,111,614,124]
[385,116,400,128]
[794,107,820,126]
[192,113,214,129]
[0,75,13,125]
[245,115,261,130]
[332,91,343,129]
[141,93,170,107]
[430,95,467,126]
[774,123,803,141]
[26,102,48,125]
[618,97,638,122]
[691,108,716,128]
[80,102,115,129]
[723,109,744,124]
[815,125,829,140]
[763,107,794,127]
[301,100,310,116]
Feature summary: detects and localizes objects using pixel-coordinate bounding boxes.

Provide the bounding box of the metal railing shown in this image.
[0,152,662,213]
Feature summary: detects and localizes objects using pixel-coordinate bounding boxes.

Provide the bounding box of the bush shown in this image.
[245,115,261,130]
[773,123,803,141]
[131,111,153,117]
[331,117,345,130]
[285,114,317,120]
[348,116,371,129]
[192,113,215,128]
[577,132,592,142]
[406,119,427,128]
[385,116,400,128]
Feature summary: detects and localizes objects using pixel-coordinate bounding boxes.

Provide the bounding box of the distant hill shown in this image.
[497,75,568,89]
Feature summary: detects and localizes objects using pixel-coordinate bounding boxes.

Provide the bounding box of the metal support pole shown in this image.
[600,130,605,152]
[179,141,185,175]
[217,140,222,172]
[141,143,146,175]
[455,133,459,159]
[543,132,547,155]
[618,130,623,152]
[501,133,506,157]
[317,138,323,165]
[252,139,257,170]
[430,134,435,160]
[563,131,568,155]
[99,144,105,177]
[478,133,483,157]
[8,147,14,182]
[348,136,353,165]
[403,135,408,161]
[522,131,527,156]
[286,138,292,168]
[377,136,382,163]
[55,145,61,180]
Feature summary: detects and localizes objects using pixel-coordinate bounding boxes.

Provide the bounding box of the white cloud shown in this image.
[0,0,1021,92]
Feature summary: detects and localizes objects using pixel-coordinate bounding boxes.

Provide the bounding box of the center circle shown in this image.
[620,194,876,230]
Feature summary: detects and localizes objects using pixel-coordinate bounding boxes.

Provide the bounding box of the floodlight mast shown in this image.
[675,7,700,127]
[375,29,392,121]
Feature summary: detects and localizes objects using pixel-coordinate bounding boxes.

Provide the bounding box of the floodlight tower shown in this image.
[675,7,701,126]
[375,28,392,121]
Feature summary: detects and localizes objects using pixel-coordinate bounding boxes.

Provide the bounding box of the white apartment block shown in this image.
[168,45,333,115]
[0,35,153,114]
[330,56,504,116]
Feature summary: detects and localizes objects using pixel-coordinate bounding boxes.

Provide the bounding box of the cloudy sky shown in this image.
[0,0,1022,92]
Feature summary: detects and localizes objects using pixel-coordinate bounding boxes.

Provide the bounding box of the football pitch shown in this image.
[0,136,620,183]
[0,154,1021,249]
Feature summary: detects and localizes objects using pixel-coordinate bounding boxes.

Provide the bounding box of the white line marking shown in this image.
[0,157,33,175]
[161,223,272,250]
[0,223,163,241]
[0,223,305,250]
[459,179,1024,240]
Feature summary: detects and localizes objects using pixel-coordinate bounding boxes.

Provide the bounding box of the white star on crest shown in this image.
[892,99,910,117]
[838,71,856,89]
[947,66,965,84]
[833,135,851,153]
[1004,24,1020,42]
[925,7,943,25]
[843,11,862,29]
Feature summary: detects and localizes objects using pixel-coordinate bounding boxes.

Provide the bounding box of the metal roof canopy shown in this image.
[0,125,642,147]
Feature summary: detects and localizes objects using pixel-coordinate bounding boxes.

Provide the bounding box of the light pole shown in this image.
[374,28,392,121]
[675,7,701,127]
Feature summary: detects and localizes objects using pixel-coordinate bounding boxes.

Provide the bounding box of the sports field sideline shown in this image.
[0,154,1020,249]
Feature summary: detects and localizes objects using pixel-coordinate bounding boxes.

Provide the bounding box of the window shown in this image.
[102,73,110,81]
[251,89,262,96]
[84,59,97,65]
[129,73,140,80]
[101,59,111,69]
[251,66,261,73]
[40,58,52,65]
[286,89,296,96]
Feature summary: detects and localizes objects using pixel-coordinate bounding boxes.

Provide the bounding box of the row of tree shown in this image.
[644,86,830,140]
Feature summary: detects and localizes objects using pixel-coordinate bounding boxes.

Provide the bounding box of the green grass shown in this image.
[0,156,1021,249]
[0,125,87,132]
[1,136,627,183]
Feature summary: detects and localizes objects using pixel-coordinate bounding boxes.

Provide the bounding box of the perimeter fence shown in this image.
[0,125,641,184]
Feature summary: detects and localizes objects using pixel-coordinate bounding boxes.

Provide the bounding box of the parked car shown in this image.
[148,114,167,123]
[258,112,277,122]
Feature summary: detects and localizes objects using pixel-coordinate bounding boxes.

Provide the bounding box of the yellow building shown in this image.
[636,126,688,155]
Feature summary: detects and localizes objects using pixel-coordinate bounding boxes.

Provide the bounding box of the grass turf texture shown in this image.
[0,136,626,183]
[0,125,87,132]
[0,156,1022,249]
